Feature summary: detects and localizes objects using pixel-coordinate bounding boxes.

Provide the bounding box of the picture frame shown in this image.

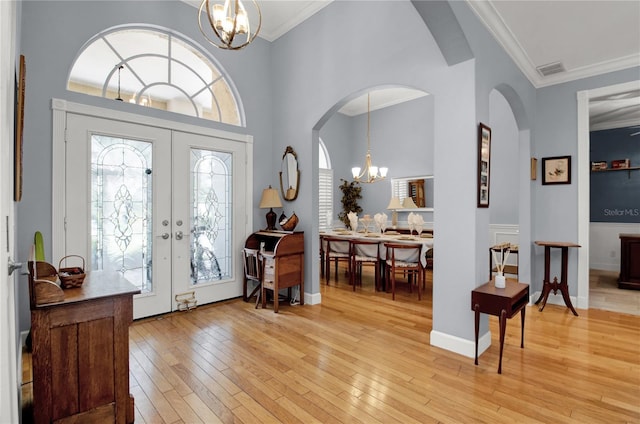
[542,155,571,185]
[14,55,25,202]
[477,122,491,208]
[530,157,537,180]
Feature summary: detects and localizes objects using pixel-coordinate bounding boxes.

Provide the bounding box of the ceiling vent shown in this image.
[536,61,566,77]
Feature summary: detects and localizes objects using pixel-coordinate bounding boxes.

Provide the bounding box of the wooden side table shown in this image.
[534,241,580,316]
[471,279,529,374]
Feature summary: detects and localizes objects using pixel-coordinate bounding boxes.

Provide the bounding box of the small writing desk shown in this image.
[471,279,529,374]
[534,241,580,316]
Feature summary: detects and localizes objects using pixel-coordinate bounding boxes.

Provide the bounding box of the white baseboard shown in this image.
[430,329,491,359]
[304,291,321,305]
[20,330,29,348]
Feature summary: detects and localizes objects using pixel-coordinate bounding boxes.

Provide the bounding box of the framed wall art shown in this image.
[477,123,491,207]
[530,157,537,180]
[14,54,25,202]
[542,155,571,185]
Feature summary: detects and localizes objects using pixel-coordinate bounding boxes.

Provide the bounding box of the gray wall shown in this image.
[17,0,275,331]
[270,0,484,341]
[533,67,640,297]
[489,89,520,225]
[15,0,640,350]
[322,95,434,223]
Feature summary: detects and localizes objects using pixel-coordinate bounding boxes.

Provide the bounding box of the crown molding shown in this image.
[467,1,542,86]
[467,1,640,89]
[261,1,333,42]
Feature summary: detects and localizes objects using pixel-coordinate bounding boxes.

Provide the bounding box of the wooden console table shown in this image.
[30,271,140,423]
[472,279,529,374]
[618,233,640,290]
[534,241,580,316]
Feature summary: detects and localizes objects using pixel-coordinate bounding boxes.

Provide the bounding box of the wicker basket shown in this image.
[58,255,86,289]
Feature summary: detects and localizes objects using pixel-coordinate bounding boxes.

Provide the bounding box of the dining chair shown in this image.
[319,235,325,279]
[323,236,351,284]
[384,242,424,300]
[349,239,381,291]
[242,248,263,308]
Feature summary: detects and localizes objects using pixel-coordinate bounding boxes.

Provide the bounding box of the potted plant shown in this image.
[338,179,362,228]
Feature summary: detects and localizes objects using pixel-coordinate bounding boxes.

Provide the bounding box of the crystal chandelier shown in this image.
[198,0,262,51]
[352,93,388,183]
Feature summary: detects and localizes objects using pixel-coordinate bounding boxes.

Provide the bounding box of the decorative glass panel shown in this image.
[68,27,242,126]
[190,149,232,285]
[91,135,153,293]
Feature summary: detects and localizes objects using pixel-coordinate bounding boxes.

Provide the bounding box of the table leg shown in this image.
[520,306,525,349]
[560,247,579,316]
[538,282,552,312]
[535,246,552,305]
[274,285,279,313]
[498,309,506,374]
[474,304,480,365]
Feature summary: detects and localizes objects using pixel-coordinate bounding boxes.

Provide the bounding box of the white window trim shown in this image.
[390,175,434,212]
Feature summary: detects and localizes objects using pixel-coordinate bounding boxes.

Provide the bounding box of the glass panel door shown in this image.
[65,114,248,318]
[171,131,246,305]
[91,136,153,293]
[66,114,172,318]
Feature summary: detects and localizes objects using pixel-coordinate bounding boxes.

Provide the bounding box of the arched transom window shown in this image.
[68,26,242,126]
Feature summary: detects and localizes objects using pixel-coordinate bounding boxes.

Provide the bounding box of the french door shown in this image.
[64,114,247,318]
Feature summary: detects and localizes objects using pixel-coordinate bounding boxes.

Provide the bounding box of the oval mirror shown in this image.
[279,146,300,201]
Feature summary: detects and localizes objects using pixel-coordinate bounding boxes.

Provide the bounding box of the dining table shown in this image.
[320,229,434,269]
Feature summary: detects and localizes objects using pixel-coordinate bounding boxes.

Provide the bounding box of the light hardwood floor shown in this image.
[23,265,640,423]
[590,268,640,315]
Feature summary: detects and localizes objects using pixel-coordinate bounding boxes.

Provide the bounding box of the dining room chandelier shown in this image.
[352,93,388,183]
[198,0,262,51]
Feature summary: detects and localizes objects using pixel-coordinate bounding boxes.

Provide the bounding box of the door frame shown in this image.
[51,99,254,297]
[0,1,19,421]
[576,80,640,310]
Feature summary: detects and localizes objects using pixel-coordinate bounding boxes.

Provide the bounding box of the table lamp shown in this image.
[402,197,418,209]
[259,185,282,230]
[386,196,402,228]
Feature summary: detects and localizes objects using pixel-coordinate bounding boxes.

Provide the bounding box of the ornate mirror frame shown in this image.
[279,146,300,201]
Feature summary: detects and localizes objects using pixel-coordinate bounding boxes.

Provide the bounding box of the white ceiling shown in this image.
[187,1,640,125]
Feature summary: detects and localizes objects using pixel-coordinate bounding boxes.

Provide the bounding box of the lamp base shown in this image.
[391,210,398,228]
[265,208,277,231]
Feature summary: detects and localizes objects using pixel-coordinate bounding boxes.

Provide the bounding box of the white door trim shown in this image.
[51,98,254,264]
[576,80,640,310]
[0,1,19,422]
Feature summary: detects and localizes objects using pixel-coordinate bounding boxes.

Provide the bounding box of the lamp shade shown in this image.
[402,197,418,209]
[259,186,282,209]
[386,197,402,210]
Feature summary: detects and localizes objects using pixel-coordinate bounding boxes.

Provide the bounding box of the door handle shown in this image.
[158,233,170,240]
[175,231,190,240]
[8,258,23,276]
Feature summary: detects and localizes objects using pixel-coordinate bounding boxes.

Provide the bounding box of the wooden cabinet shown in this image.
[245,231,304,312]
[619,233,640,290]
[30,271,140,423]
